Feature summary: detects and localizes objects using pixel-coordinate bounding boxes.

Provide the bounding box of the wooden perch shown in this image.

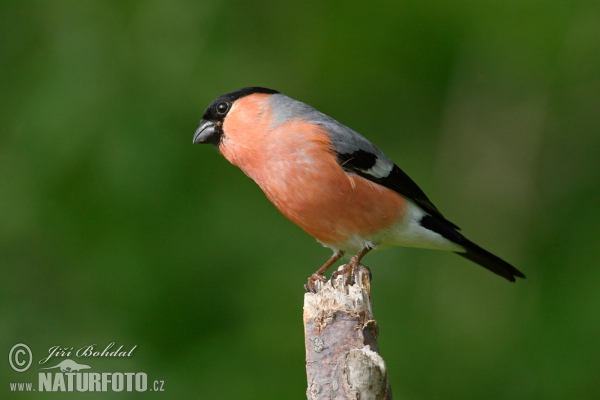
[303,264,393,400]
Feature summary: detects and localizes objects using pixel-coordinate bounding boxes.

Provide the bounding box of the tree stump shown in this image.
[303,264,393,400]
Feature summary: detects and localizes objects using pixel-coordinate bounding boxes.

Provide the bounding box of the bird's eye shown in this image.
[216,102,230,115]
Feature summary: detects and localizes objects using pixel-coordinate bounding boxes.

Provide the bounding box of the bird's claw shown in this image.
[330,262,359,286]
[304,272,327,293]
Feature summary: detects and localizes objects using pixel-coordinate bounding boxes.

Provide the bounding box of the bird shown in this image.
[193,87,525,290]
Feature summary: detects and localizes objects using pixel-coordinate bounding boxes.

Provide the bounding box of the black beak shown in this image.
[193,119,217,144]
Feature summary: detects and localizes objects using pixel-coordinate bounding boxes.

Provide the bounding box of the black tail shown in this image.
[455,238,525,282]
[420,215,525,282]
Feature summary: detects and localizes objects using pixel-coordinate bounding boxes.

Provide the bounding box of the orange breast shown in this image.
[220,97,407,249]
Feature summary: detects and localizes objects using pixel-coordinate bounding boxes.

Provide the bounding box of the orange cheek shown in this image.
[219,94,273,173]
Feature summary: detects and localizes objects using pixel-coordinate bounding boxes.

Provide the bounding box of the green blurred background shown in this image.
[2,1,599,398]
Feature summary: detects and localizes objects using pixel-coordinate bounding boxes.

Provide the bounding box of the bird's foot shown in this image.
[331,254,362,284]
[304,251,345,292]
[329,263,372,298]
[330,263,356,286]
[330,250,364,285]
[304,272,327,293]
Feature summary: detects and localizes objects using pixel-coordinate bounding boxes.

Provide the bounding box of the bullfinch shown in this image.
[193,87,525,290]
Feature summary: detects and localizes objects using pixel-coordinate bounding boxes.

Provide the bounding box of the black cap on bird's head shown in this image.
[193,87,279,146]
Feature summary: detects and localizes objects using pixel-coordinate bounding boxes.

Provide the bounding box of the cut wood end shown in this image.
[303,264,373,324]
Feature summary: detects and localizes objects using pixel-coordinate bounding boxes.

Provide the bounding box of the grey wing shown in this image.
[268,93,457,227]
[326,122,453,224]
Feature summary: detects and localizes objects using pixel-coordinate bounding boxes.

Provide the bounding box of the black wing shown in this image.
[336,149,459,230]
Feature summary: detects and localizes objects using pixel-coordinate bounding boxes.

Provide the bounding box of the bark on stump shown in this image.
[304,265,393,400]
